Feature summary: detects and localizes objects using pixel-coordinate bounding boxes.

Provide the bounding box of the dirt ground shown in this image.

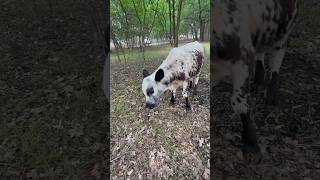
[211,1,320,179]
[110,43,210,179]
[2,0,320,179]
[1,1,109,179]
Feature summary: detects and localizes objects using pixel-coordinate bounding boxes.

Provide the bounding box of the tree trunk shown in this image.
[194,26,198,41]
[174,0,184,47]
[131,0,146,60]
[111,37,122,63]
[167,0,173,46]
[118,0,132,49]
[172,0,176,47]
[199,22,205,41]
[198,0,204,42]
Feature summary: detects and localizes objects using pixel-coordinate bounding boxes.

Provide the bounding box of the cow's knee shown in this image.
[231,92,248,114]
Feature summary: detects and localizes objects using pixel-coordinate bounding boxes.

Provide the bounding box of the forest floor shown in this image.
[1,0,320,179]
[211,1,320,179]
[0,1,109,179]
[110,42,210,179]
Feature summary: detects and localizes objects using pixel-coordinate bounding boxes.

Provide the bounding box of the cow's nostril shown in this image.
[146,103,155,109]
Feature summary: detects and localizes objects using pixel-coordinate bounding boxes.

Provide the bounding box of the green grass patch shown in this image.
[111,42,210,64]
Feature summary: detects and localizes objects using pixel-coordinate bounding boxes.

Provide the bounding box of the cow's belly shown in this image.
[167,80,184,91]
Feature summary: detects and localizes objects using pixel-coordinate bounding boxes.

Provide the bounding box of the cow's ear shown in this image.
[143,69,149,78]
[155,68,164,82]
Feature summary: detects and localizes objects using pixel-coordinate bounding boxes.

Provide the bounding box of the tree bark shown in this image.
[167,0,172,46]
[198,0,204,42]
[174,0,184,47]
[172,0,176,46]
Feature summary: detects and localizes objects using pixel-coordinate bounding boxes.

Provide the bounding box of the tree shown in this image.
[167,0,184,47]
[110,0,210,60]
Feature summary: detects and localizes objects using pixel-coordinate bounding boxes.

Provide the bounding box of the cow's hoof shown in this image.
[186,106,192,111]
[170,101,176,106]
[254,61,265,86]
[242,144,262,163]
[242,143,261,154]
[266,94,279,106]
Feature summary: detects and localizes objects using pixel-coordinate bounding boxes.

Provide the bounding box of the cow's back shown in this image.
[212,0,298,61]
[165,42,204,79]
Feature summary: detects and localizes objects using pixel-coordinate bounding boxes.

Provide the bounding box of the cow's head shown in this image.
[142,68,168,109]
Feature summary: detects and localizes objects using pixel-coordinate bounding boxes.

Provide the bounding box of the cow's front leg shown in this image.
[266,47,285,106]
[170,90,176,105]
[182,81,191,110]
[254,53,265,86]
[231,61,260,153]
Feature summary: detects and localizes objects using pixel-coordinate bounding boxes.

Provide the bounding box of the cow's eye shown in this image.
[146,88,154,96]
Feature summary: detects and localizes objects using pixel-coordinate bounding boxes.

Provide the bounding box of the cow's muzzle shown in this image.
[146,102,156,109]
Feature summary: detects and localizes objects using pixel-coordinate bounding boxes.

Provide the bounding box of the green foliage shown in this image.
[111,0,210,44]
[180,0,210,35]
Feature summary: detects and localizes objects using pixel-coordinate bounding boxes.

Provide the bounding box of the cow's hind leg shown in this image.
[193,76,200,95]
[231,61,260,153]
[266,47,285,106]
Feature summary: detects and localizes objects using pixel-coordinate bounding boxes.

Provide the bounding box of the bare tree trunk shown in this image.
[200,23,205,41]
[198,0,205,42]
[190,24,198,41]
[118,0,132,50]
[103,0,110,101]
[167,0,173,46]
[174,0,184,47]
[159,9,170,44]
[111,33,125,63]
[172,0,176,47]
[132,0,147,62]
[194,26,198,41]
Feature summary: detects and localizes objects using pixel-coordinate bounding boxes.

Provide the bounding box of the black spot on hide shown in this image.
[146,87,154,96]
[177,72,186,81]
[155,69,164,82]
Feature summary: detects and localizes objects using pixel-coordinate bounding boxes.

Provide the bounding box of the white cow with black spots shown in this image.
[142,41,204,110]
[211,0,298,153]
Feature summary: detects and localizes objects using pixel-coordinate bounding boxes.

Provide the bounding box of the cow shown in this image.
[211,0,298,153]
[142,41,204,111]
